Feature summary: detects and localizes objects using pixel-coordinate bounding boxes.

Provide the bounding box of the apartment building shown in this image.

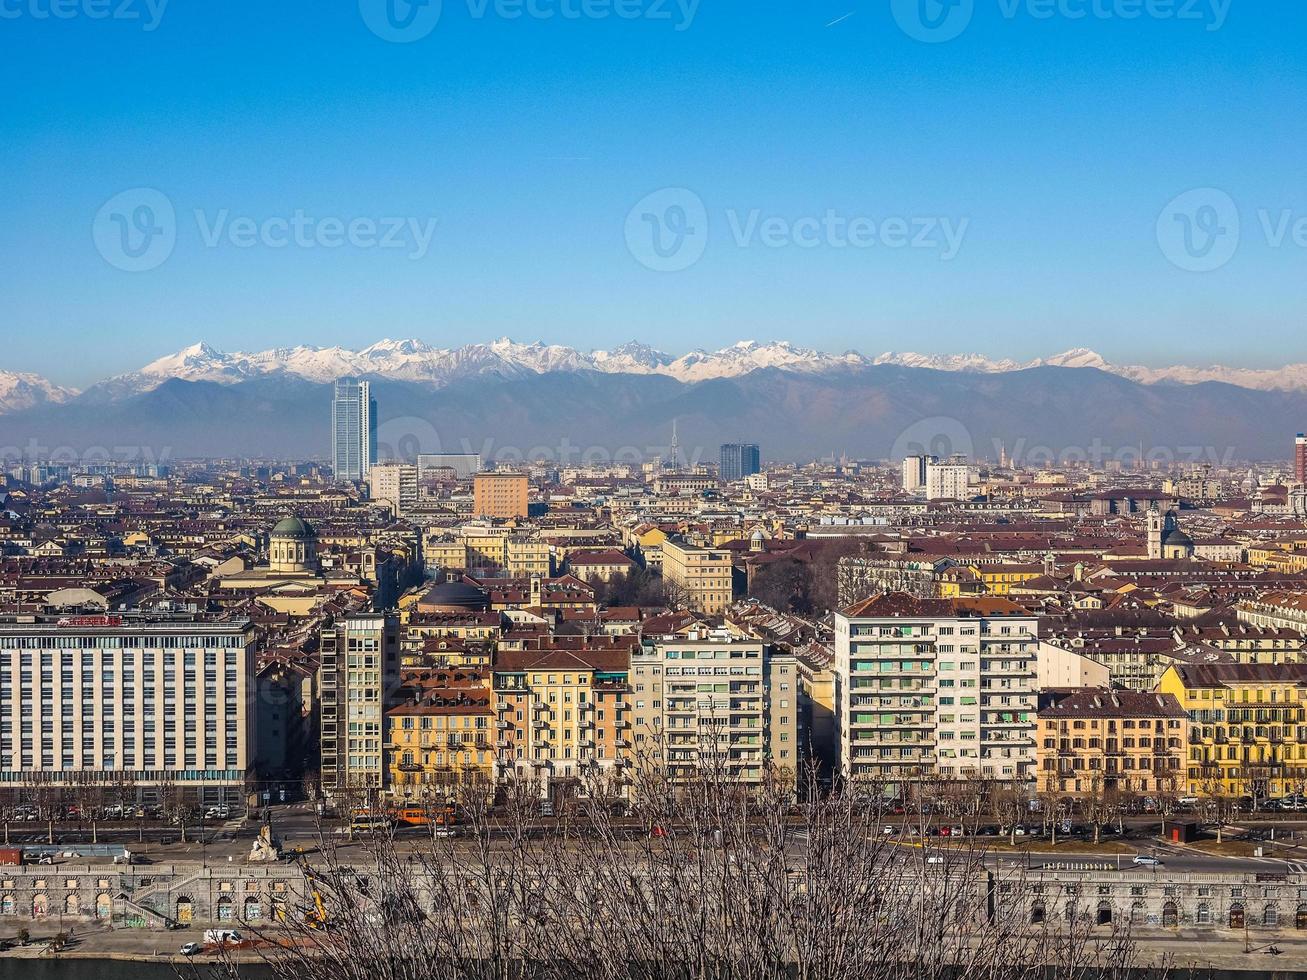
[833,593,1039,793]
[1156,663,1307,799]
[386,667,496,798]
[473,472,530,520]
[925,458,969,502]
[319,613,400,799]
[661,537,734,614]
[630,632,798,789]
[368,463,419,517]
[492,646,633,802]
[1036,689,1188,798]
[0,615,256,805]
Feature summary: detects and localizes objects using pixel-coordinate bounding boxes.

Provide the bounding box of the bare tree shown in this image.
[158,775,191,844]
[222,757,1164,980]
[67,772,106,845]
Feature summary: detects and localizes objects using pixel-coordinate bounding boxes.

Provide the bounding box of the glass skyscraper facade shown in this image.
[332,378,377,482]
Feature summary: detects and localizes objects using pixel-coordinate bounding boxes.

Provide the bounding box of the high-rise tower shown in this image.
[332,378,377,482]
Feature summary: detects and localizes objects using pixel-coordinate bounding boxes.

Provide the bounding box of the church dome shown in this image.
[271,516,315,539]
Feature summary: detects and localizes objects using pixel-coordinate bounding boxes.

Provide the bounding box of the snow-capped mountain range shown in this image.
[7,339,1307,413]
[0,372,79,415]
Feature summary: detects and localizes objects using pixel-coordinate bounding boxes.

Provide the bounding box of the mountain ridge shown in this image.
[17,338,1307,412]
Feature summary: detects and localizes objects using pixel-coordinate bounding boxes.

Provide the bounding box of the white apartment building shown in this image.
[0,615,257,805]
[833,594,1039,794]
[631,631,798,789]
[901,455,931,493]
[925,458,970,501]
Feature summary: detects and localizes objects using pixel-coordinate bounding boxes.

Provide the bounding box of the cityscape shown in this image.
[5,0,1307,976]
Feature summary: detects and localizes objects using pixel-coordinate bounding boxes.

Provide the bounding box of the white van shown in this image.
[203,929,242,945]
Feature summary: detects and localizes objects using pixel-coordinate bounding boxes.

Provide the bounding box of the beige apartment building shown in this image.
[1035,689,1188,798]
[319,613,400,799]
[473,472,530,520]
[0,616,257,806]
[630,632,798,790]
[661,537,734,614]
[369,463,419,516]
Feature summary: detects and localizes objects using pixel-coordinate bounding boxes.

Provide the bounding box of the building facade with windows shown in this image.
[0,616,257,805]
[833,593,1039,794]
[319,613,400,799]
[660,537,734,615]
[331,378,377,483]
[1035,689,1188,798]
[630,633,798,791]
[719,443,761,483]
[1155,662,1307,799]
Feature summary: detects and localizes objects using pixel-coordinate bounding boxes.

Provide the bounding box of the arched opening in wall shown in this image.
[64,892,78,916]
[1162,902,1178,927]
[1296,903,1307,929]
[95,893,111,920]
[216,896,234,921]
[1264,905,1280,929]
[32,894,48,918]
[176,896,194,925]
[1097,902,1112,926]
[1230,904,1245,930]
[1031,902,1046,925]
[1197,903,1211,926]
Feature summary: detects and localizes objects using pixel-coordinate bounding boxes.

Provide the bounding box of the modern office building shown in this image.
[331,378,377,483]
[0,615,257,805]
[833,593,1040,793]
[417,454,483,480]
[319,613,400,799]
[719,443,761,483]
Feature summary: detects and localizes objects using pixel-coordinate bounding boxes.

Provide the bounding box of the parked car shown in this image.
[180,942,204,957]
[1132,855,1161,867]
[204,805,231,820]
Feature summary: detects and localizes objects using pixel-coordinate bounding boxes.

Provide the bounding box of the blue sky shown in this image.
[2,0,1305,386]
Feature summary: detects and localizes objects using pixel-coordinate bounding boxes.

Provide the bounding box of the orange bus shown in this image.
[393,805,456,827]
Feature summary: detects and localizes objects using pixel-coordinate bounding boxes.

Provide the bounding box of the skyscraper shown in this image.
[332,378,377,482]
[720,443,761,482]
[1297,434,1307,485]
